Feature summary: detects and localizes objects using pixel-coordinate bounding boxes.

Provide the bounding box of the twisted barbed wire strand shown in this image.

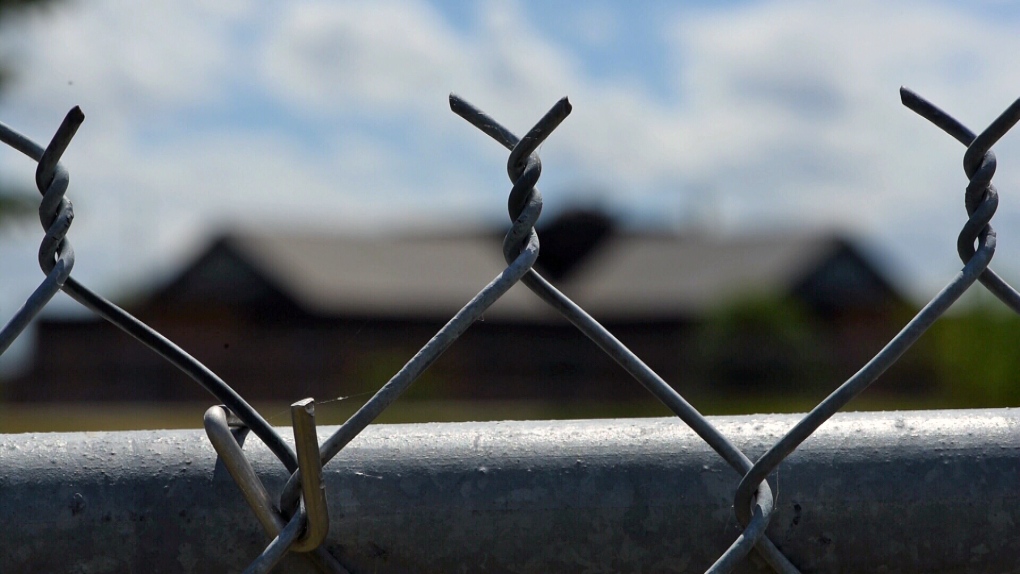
[0,111,297,471]
[0,108,81,354]
[277,95,569,518]
[732,89,1019,554]
[901,87,1020,311]
[448,95,798,574]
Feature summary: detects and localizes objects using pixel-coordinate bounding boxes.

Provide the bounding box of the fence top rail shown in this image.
[0,408,1017,573]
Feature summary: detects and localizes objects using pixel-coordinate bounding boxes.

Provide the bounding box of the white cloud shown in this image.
[651,0,1020,290]
[0,0,249,125]
[3,0,1020,307]
[260,0,468,115]
[669,0,1020,179]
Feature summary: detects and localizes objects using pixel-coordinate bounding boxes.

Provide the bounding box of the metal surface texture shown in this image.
[2,88,1020,572]
[203,406,346,573]
[1,411,1018,573]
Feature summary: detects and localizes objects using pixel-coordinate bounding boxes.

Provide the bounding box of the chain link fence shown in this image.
[0,87,1018,573]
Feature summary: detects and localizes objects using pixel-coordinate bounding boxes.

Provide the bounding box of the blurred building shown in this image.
[4,210,913,403]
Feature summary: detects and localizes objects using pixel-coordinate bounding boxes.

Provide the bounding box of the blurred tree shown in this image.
[0,188,35,226]
[696,296,834,395]
[929,304,1020,407]
[0,0,58,226]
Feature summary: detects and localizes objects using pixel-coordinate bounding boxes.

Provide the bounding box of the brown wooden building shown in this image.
[4,212,912,404]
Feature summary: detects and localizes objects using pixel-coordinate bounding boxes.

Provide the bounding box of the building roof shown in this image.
[146,223,900,323]
[565,233,862,317]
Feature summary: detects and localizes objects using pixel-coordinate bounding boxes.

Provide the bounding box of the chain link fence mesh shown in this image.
[1,87,1018,573]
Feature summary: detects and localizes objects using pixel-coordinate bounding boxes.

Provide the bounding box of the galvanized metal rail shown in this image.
[1,88,1019,572]
[2,410,1018,573]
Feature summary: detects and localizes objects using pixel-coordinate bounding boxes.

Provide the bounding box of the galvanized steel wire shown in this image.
[1,87,1018,573]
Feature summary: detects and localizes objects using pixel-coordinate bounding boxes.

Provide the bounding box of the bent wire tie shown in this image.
[204,401,344,573]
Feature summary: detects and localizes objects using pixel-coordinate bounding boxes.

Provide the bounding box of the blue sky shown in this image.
[3,0,1020,333]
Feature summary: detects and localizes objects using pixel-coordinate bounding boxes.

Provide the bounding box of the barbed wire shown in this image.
[0,86,1017,573]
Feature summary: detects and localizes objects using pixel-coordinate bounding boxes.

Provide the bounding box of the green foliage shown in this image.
[928,304,1020,406]
[0,189,35,224]
[696,295,833,394]
[692,292,1020,408]
[0,0,52,8]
